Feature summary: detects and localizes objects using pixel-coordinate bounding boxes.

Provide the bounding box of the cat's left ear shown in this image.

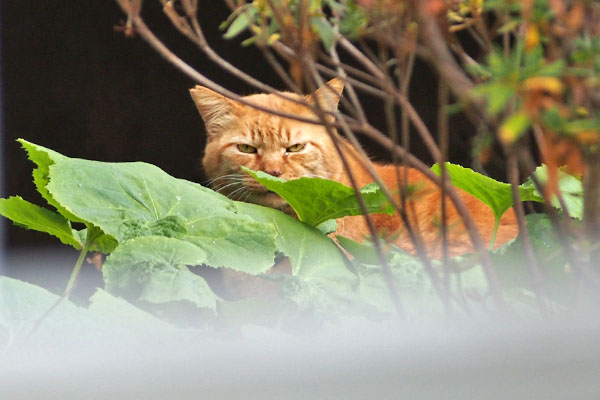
[307,78,345,112]
[189,85,238,136]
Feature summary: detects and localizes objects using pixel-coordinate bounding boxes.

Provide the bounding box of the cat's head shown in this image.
[190,79,344,210]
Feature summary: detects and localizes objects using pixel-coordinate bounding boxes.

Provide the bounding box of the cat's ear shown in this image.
[189,86,238,135]
[307,78,345,112]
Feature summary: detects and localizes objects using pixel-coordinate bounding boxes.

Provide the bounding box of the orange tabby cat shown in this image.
[190,79,518,260]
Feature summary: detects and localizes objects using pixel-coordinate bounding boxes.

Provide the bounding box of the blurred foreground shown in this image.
[2,247,600,400]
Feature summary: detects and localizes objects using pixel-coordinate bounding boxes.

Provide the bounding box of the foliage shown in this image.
[521,164,584,219]
[431,162,541,222]
[0,275,188,352]
[244,167,393,227]
[5,0,600,345]
[0,139,587,347]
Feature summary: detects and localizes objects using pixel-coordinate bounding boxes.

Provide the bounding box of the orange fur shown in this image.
[190,80,518,259]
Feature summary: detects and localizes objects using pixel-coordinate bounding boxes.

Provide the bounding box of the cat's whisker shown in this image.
[302,173,326,179]
[241,190,256,203]
[214,181,244,194]
[227,186,249,201]
[209,180,243,190]
[205,174,245,187]
[209,181,239,193]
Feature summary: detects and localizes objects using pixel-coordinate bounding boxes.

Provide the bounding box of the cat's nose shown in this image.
[264,169,282,177]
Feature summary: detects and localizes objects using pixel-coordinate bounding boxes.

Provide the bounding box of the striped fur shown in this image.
[190,80,518,258]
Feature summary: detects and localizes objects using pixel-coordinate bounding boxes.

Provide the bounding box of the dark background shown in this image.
[1,1,477,255]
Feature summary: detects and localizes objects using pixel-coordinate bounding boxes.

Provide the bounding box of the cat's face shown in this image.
[190,80,344,211]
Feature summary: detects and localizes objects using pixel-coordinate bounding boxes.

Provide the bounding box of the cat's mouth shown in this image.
[251,189,294,214]
[254,190,283,204]
[238,177,294,215]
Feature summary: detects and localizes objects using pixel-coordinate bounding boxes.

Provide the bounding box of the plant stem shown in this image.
[63,237,92,298]
[24,229,94,342]
[489,218,500,251]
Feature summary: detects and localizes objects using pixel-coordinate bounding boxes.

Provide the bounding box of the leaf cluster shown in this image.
[0,142,585,345]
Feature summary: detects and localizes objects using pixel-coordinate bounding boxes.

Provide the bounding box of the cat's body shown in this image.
[190,79,518,261]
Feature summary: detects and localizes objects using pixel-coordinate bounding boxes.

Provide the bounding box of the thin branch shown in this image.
[357,121,507,311]
[415,3,477,103]
[114,2,344,126]
[304,65,405,318]
[506,152,549,318]
[438,80,451,276]
[320,51,455,312]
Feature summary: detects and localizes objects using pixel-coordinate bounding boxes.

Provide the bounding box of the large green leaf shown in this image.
[0,196,81,249]
[235,201,352,278]
[17,139,79,222]
[431,162,539,221]
[235,204,361,322]
[103,236,217,311]
[17,140,116,252]
[87,289,182,333]
[46,159,278,274]
[244,167,393,227]
[0,276,94,351]
[6,140,361,321]
[0,276,190,352]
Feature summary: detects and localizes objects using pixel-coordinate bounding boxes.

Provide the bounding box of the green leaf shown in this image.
[536,60,566,77]
[354,251,439,317]
[17,139,81,222]
[235,201,351,277]
[431,162,538,221]
[540,108,567,132]
[521,165,583,219]
[8,141,358,320]
[88,289,180,333]
[222,7,257,39]
[76,229,118,253]
[46,159,278,274]
[0,276,190,351]
[103,236,218,311]
[244,167,393,227]
[338,1,367,38]
[312,16,336,50]
[492,214,574,305]
[12,140,350,278]
[0,276,92,351]
[233,204,358,320]
[499,112,531,144]
[488,50,510,77]
[15,140,117,253]
[0,196,81,249]
[120,215,188,241]
[472,82,515,115]
[336,235,387,265]
[316,219,337,234]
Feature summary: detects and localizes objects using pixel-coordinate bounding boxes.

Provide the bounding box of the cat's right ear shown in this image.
[307,78,345,112]
[189,86,237,135]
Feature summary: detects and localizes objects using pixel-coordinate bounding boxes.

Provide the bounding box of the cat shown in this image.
[190,78,518,262]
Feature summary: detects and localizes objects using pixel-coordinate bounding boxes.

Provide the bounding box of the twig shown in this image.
[506,153,549,318]
[438,80,451,281]
[114,2,345,126]
[304,65,405,318]
[415,3,477,103]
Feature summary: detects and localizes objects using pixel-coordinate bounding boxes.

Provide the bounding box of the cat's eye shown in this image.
[237,144,257,154]
[286,143,305,153]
